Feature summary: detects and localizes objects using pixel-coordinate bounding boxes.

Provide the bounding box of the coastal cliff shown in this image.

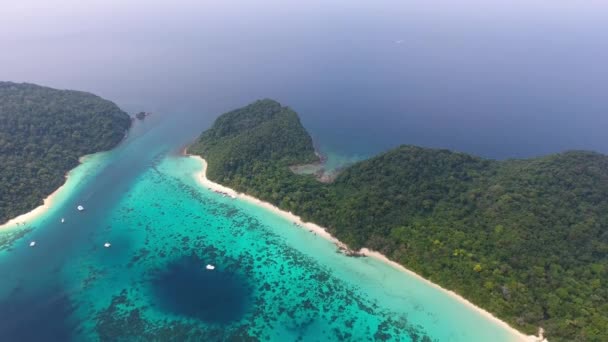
[190,99,608,342]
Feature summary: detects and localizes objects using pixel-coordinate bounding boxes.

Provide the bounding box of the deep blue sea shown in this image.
[1,1,607,160]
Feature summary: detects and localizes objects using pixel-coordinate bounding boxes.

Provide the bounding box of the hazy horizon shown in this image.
[2,0,607,159]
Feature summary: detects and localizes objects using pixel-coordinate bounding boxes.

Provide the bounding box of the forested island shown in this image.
[190,99,608,342]
[0,82,131,224]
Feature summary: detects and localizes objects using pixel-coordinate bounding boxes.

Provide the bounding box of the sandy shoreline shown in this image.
[188,153,546,342]
[0,156,86,231]
[0,119,133,231]
[0,186,63,230]
[361,248,546,342]
[188,155,346,245]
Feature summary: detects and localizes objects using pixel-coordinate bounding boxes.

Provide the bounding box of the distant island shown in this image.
[190,99,608,342]
[135,111,151,120]
[0,82,131,225]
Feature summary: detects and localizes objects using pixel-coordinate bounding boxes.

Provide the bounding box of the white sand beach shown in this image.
[189,153,547,342]
[0,180,65,230]
[0,155,90,230]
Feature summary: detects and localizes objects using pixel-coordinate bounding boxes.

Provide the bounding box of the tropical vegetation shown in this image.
[0,82,131,224]
[190,99,608,341]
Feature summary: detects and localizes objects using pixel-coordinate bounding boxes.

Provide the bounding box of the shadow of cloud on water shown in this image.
[150,253,253,324]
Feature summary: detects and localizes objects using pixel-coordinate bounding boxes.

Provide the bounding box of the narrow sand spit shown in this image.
[188,153,547,342]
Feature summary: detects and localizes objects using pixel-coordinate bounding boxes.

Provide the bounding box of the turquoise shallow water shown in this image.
[0,116,521,341]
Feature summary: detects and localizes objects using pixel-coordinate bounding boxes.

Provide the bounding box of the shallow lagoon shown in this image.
[0,117,521,341]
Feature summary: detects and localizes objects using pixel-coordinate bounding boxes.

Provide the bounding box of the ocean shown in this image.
[1,1,608,340]
[1,1,607,160]
[0,115,522,341]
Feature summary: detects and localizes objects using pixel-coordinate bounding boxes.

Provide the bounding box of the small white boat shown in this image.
[77,205,84,211]
[205,264,215,270]
[230,194,237,199]
[103,242,111,248]
[61,218,65,223]
[29,241,36,247]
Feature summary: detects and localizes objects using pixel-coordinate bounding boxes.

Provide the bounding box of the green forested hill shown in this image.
[190,99,318,182]
[0,82,131,223]
[191,99,608,341]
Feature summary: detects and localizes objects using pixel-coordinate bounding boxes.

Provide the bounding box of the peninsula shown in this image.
[190,99,608,342]
[0,82,131,226]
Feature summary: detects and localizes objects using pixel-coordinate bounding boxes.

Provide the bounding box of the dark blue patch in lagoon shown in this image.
[0,288,77,341]
[151,254,252,324]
